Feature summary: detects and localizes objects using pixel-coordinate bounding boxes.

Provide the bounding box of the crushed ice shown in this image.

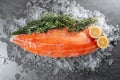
[0,0,120,77]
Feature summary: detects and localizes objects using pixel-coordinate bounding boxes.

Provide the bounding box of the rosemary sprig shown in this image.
[13,13,97,35]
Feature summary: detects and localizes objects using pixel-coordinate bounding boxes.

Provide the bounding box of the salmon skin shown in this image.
[10,28,98,58]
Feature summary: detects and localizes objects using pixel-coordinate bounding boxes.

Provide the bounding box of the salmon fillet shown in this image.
[10,28,98,58]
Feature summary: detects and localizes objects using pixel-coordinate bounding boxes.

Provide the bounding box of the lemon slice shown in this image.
[89,26,102,38]
[97,36,109,48]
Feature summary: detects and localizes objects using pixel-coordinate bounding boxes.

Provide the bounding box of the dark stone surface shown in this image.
[76,0,120,25]
[0,0,120,80]
[0,0,29,18]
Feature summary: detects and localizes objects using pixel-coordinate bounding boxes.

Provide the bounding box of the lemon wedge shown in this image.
[89,26,102,38]
[97,36,109,48]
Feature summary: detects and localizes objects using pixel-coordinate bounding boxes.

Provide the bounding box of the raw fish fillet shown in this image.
[10,28,98,58]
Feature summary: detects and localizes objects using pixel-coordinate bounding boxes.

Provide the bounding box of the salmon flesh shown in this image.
[10,28,98,58]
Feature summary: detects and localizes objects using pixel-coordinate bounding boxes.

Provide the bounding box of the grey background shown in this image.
[0,0,120,80]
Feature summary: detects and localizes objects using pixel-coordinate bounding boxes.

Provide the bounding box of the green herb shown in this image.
[13,13,97,35]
